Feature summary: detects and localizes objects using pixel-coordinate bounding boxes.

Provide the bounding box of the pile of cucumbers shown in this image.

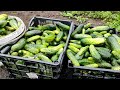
[67,23,120,71]
[0,14,21,38]
[9,21,70,64]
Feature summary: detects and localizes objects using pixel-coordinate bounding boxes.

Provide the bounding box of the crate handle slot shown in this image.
[26,72,38,79]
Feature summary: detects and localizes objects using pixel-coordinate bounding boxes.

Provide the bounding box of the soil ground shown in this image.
[0,11,104,79]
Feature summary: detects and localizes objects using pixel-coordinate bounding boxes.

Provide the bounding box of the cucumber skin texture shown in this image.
[111,59,119,66]
[55,22,70,31]
[25,30,42,37]
[51,54,59,62]
[37,53,52,63]
[107,36,120,51]
[76,46,89,56]
[68,45,80,53]
[112,50,120,59]
[56,31,64,42]
[27,35,41,42]
[38,24,56,30]
[91,26,109,31]
[41,44,64,55]
[81,38,105,45]
[75,46,88,60]
[24,44,39,54]
[96,47,111,53]
[112,34,120,44]
[96,47,111,59]
[75,54,84,60]
[41,31,55,42]
[69,43,81,49]
[98,62,112,69]
[89,45,102,63]
[79,59,94,66]
[18,50,33,57]
[11,52,18,56]
[57,48,63,55]
[74,34,92,39]
[67,49,80,66]
[71,24,84,37]
[11,38,26,52]
[86,26,110,33]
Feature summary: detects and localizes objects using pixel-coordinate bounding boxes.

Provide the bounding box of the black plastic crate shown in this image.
[66,24,120,79]
[0,17,74,79]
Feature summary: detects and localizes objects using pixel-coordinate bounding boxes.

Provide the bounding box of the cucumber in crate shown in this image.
[0,17,73,79]
[67,23,120,79]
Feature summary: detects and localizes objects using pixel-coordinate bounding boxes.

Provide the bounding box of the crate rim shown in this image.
[27,16,73,28]
[0,53,60,66]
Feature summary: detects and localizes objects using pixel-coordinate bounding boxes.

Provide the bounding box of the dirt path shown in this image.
[0,11,104,79]
[0,11,104,26]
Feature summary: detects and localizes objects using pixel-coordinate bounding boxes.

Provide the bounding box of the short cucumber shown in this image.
[85,63,99,68]
[38,24,56,30]
[27,35,41,42]
[55,22,70,31]
[71,24,84,37]
[89,45,102,63]
[11,38,26,52]
[67,49,80,66]
[25,44,39,54]
[98,62,112,69]
[75,46,89,56]
[79,59,93,66]
[69,43,81,49]
[86,26,110,33]
[11,52,18,56]
[68,45,80,53]
[56,31,64,42]
[37,53,52,63]
[96,47,111,59]
[25,30,42,37]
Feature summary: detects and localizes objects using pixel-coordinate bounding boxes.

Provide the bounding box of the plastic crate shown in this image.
[66,24,120,79]
[0,17,74,79]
